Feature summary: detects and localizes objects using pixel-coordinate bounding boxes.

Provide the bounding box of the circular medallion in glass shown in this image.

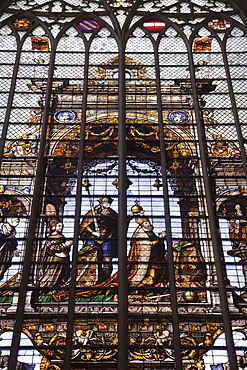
[169,111,189,124]
[112,70,131,79]
[54,110,76,123]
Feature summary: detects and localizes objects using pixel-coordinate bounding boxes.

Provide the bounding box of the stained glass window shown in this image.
[0,0,247,369]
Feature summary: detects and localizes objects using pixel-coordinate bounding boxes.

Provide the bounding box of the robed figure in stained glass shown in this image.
[127,217,167,288]
[228,203,247,290]
[0,217,20,281]
[53,216,167,301]
[229,204,247,248]
[37,219,73,289]
[79,196,118,283]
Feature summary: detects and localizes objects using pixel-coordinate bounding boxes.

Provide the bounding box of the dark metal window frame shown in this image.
[0,1,246,369]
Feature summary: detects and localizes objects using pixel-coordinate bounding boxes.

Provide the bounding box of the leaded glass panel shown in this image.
[0,0,247,369]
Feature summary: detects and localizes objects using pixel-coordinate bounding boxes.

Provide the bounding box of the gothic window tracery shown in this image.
[0,0,247,369]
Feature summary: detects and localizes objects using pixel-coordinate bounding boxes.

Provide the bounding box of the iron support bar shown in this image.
[62,44,90,369]
[154,41,183,370]
[187,44,238,369]
[117,39,129,370]
[9,40,57,368]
